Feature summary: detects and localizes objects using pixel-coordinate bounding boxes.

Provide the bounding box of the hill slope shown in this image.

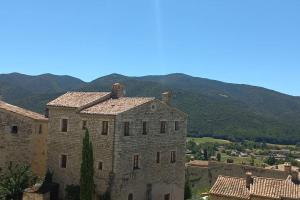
[1,72,300,144]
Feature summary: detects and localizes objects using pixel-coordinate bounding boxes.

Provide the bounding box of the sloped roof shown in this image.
[47,92,111,108]
[250,176,300,199]
[0,101,47,121]
[210,175,300,199]
[210,176,250,199]
[80,97,154,115]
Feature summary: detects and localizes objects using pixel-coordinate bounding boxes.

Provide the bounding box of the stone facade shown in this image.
[0,103,48,177]
[46,87,187,200]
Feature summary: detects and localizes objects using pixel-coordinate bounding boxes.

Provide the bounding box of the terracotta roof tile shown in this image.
[80,97,154,115]
[210,175,300,199]
[47,92,111,108]
[250,176,300,199]
[0,101,47,121]
[210,176,250,199]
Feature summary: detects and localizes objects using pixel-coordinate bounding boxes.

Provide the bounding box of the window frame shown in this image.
[142,121,147,135]
[133,154,140,170]
[124,122,130,136]
[160,121,167,134]
[102,121,109,135]
[38,124,43,134]
[11,125,18,134]
[98,161,103,171]
[61,118,69,133]
[156,152,161,164]
[60,154,68,169]
[171,151,176,163]
[82,120,87,130]
[128,193,133,200]
[175,121,180,131]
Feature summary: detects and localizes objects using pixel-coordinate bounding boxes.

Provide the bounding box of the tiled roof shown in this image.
[250,176,300,199]
[0,101,47,121]
[210,175,300,199]
[80,97,155,115]
[210,176,250,199]
[47,92,111,108]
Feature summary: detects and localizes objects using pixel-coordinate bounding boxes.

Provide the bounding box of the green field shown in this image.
[187,137,231,145]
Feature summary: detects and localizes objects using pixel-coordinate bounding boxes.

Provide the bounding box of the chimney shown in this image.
[246,172,253,189]
[162,91,172,105]
[111,83,125,99]
[284,162,292,173]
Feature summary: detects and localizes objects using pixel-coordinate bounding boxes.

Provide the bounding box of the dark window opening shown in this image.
[124,122,130,136]
[171,151,176,163]
[160,121,166,133]
[156,152,160,164]
[61,119,68,132]
[82,120,87,130]
[11,126,18,134]
[164,194,170,200]
[128,193,133,200]
[133,155,139,170]
[175,121,179,131]
[38,124,43,134]
[102,121,108,135]
[142,121,147,135]
[60,155,67,168]
[98,162,103,170]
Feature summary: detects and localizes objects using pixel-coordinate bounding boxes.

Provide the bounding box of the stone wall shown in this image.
[0,109,48,177]
[47,107,115,198]
[23,192,50,200]
[111,100,187,200]
[47,99,187,200]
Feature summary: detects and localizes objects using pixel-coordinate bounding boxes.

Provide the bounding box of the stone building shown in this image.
[0,100,48,177]
[209,172,300,200]
[46,83,187,200]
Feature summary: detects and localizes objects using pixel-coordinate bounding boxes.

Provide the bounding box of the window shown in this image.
[164,194,170,200]
[142,121,147,135]
[98,162,103,170]
[146,184,152,200]
[11,126,18,134]
[38,124,43,134]
[124,122,130,136]
[82,120,87,130]
[102,121,108,135]
[171,151,176,163]
[156,152,160,164]
[128,193,133,200]
[61,119,68,132]
[160,121,166,133]
[175,121,179,131]
[60,155,67,168]
[133,155,139,170]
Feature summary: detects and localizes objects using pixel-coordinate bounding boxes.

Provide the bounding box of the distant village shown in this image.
[0,83,299,200]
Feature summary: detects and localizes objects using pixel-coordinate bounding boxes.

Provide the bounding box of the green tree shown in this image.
[80,129,94,200]
[265,155,276,166]
[0,162,35,200]
[184,179,192,200]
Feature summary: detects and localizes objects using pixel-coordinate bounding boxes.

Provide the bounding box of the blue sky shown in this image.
[0,0,299,96]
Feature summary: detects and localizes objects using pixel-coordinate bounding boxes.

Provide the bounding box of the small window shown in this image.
[156,152,160,164]
[38,124,43,134]
[142,121,147,135]
[164,194,170,200]
[171,151,176,163]
[98,162,103,170]
[82,120,87,130]
[133,155,139,170]
[11,126,18,134]
[60,155,67,168]
[175,121,179,131]
[128,193,133,200]
[102,121,108,135]
[160,121,166,133]
[124,122,130,136]
[61,119,68,132]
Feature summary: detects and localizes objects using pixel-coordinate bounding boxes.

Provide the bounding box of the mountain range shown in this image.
[1,72,300,144]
